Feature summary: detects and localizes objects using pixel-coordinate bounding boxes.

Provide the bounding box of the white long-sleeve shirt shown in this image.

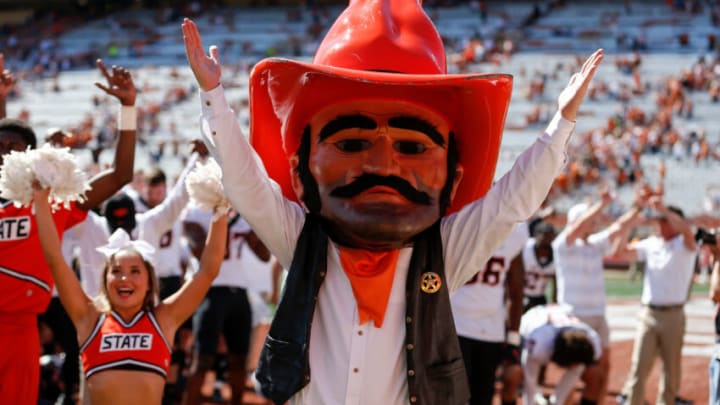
[136,154,197,278]
[199,85,575,405]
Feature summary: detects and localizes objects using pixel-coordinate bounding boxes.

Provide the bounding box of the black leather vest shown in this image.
[255,216,469,405]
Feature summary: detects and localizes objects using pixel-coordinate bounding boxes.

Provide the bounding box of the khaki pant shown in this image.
[622,306,685,405]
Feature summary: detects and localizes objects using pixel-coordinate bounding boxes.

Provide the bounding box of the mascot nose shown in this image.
[363,136,399,176]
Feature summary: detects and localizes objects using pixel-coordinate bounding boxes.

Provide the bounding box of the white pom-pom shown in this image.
[0,144,90,210]
[0,148,36,207]
[33,145,91,210]
[186,158,231,220]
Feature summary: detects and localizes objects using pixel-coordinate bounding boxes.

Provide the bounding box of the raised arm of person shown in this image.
[557,50,604,122]
[32,183,97,332]
[157,211,227,333]
[691,213,720,230]
[0,54,16,119]
[444,50,604,291]
[138,152,199,243]
[182,18,304,268]
[564,190,613,246]
[78,59,136,210]
[607,206,643,244]
[608,190,646,261]
[182,19,221,93]
[651,196,696,251]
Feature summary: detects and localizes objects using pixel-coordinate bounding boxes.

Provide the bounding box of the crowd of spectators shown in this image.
[2,1,718,209]
[544,51,719,202]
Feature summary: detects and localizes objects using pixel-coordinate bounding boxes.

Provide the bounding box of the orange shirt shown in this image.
[0,201,87,314]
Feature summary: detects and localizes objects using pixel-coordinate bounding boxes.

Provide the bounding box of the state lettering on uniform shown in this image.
[100,333,153,352]
[0,216,31,241]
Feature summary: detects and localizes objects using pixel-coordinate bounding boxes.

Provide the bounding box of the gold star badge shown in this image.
[420,272,442,294]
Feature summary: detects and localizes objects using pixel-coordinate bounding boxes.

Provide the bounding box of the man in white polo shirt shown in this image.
[613,197,697,405]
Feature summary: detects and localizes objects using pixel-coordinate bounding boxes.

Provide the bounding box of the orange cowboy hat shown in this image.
[249,0,513,215]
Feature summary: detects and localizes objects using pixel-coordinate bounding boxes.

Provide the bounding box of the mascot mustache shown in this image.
[330,174,431,205]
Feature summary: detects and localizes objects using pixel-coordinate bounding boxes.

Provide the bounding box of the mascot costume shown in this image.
[182,0,602,403]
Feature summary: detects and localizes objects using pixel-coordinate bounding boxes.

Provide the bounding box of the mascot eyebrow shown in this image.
[318,114,377,140]
[318,114,446,147]
[388,116,445,146]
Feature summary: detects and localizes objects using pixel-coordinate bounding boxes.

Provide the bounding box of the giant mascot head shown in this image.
[249,0,512,249]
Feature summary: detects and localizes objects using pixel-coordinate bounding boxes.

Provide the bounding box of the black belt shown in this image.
[211,286,247,294]
[645,303,684,311]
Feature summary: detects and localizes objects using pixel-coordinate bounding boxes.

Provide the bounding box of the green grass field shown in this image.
[603,269,710,298]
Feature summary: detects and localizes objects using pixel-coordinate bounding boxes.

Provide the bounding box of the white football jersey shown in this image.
[522,238,555,297]
[183,207,272,290]
[451,222,530,341]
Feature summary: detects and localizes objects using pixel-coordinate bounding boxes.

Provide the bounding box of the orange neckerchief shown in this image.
[338,247,399,328]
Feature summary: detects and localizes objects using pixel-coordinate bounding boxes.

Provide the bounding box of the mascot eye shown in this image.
[335,139,371,152]
[393,141,427,155]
